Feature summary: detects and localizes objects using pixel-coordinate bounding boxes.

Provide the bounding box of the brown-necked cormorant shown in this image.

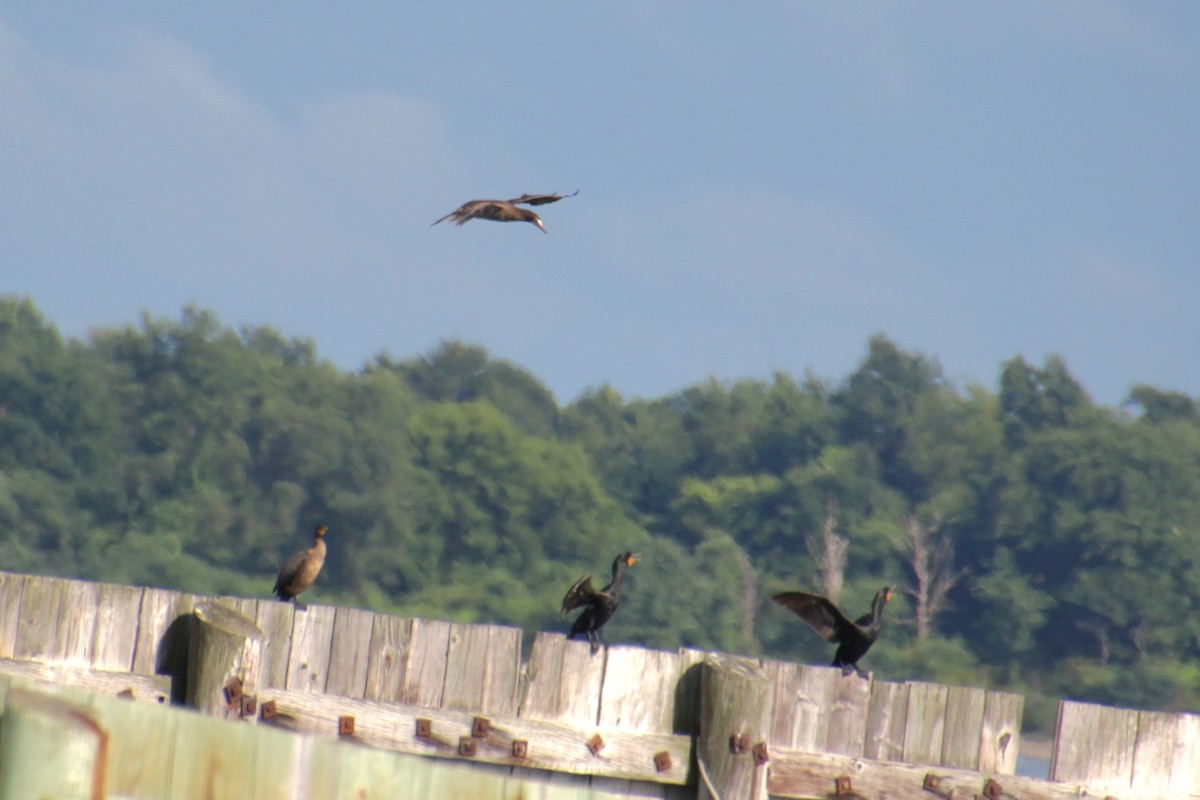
[273,524,328,609]
[773,585,894,678]
[432,191,579,233]
[561,551,639,655]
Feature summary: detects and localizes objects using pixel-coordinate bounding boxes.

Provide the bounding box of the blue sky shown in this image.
[2,3,1197,407]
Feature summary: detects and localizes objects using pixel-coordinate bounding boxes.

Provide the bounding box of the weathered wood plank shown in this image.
[521,633,607,727]
[1170,712,1200,793]
[825,670,870,756]
[0,658,170,704]
[672,648,706,736]
[325,605,375,699]
[1050,700,1137,790]
[768,747,1182,800]
[481,624,522,717]
[285,602,337,693]
[0,572,28,659]
[85,683,179,798]
[363,613,411,703]
[1131,709,1184,795]
[863,679,908,761]
[401,617,451,708]
[697,654,772,800]
[901,681,948,766]
[257,686,692,785]
[131,587,202,681]
[598,646,682,734]
[978,689,1023,775]
[764,659,833,752]
[91,581,144,671]
[940,684,986,769]
[254,598,296,689]
[443,622,496,712]
[13,576,99,663]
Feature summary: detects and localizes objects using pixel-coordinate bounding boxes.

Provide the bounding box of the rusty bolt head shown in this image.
[416,718,433,738]
[587,733,605,756]
[223,677,243,705]
[117,688,135,700]
[512,740,529,758]
[752,741,769,766]
[458,737,477,757]
[338,716,355,736]
[241,695,257,718]
[472,716,491,738]
[654,751,673,772]
[260,700,278,720]
[923,774,941,791]
[730,733,750,755]
[835,775,854,796]
[982,779,1003,799]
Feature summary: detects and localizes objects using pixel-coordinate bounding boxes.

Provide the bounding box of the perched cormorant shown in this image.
[561,551,639,655]
[273,524,328,609]
[772,585,894,678]
[431,191,579,233]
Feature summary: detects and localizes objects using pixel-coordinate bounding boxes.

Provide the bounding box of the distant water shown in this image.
[1016,754,1050,779]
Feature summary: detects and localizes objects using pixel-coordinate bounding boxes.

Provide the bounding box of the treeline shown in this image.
[2,296,1199,729]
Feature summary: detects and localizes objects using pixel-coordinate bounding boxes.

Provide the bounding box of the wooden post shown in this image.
[185,601,264,722]
[0,687,108,800]
[697,654,773,800]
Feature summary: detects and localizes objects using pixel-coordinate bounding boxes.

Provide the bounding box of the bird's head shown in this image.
[624,552,640,567]
[882,585,895,603]
[314,524,328,539]
[520,208,547,233]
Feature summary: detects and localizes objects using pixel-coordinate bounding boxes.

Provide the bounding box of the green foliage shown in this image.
[4,296,1200,718]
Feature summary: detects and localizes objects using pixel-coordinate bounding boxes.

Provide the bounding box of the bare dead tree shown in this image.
[805,494,848,602]
[905,513,968,639]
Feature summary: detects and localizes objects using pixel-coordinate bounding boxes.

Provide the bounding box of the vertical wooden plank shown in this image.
[518,632,605,727]
[520,632,567,721]
[59,579,101,664]
[363,613,410,703]
[400,617,451,708]
[326,736,403,799]
[481,624,522,716]
[825,671,870,756]
[131,587,200,677]
[901,681,948,766]
[325,606,374,699]
[591,776,667,798]
[12,576,70,661]
[166,704,259,799]
[442,622,492,711]
[1170,712,1200,793]
[1050,700,1137,789]
[1131,709,1182,795]
[598,646,682,734]
[763,659,832,752]
[92,582,145,672]
[254,599,296,690]
[285,603,337,693]
[250,722,308,800]
[672,648,707,735]
[423,758,510,799]
[977,689,1023,775]
[940,685,986,769]
[863,680,908,761]
[0,572,28,659]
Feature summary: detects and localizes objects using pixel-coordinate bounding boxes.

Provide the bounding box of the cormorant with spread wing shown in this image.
[772,585,894,678]
[432,191,579,233]
[561,551,639,655]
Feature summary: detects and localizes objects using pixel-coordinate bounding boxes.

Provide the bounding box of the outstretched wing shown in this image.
[432,199,504,226]
[561,573,597,615]
[772,591,857,643]
[509,190,579,207]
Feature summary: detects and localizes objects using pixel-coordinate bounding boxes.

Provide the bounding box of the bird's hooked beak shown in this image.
[626,553,640,567]
[533,218,547,234]
[884,586,895,602]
